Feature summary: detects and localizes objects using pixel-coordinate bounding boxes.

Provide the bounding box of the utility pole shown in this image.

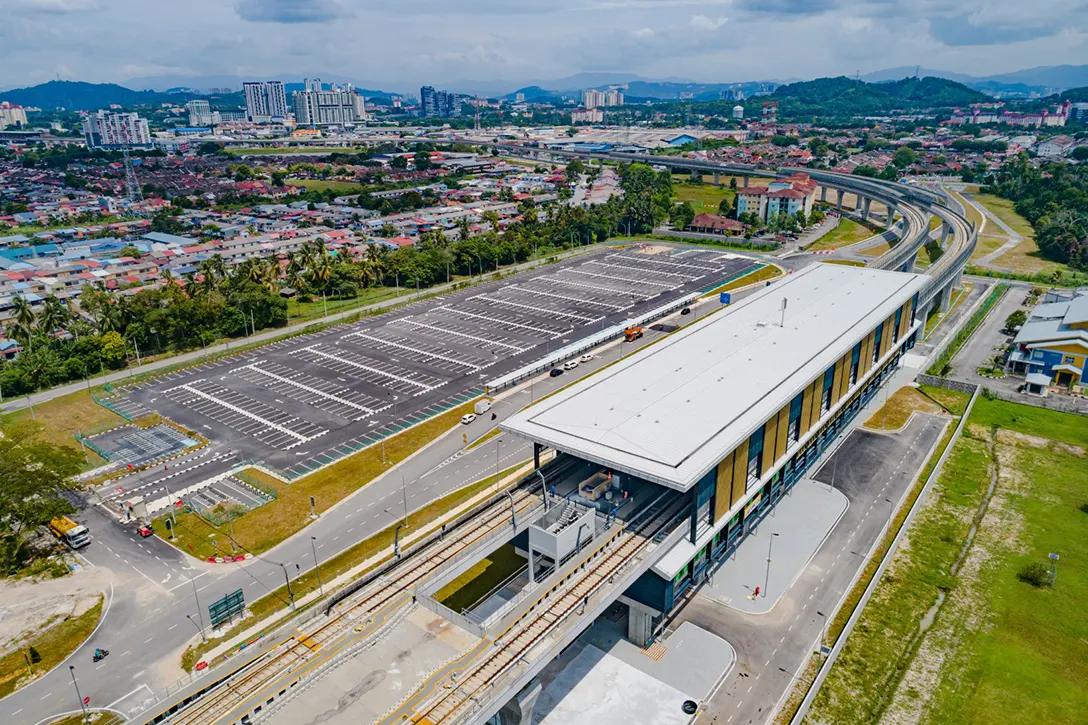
[190,573,207,635]
[310,537,324,596]
[69,666,89,724]
[763,532,779,597]
[281,563,296,609]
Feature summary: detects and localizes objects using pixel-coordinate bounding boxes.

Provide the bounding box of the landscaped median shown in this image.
[178,461,534,673]
[151,398,481,559]
[701,263,783,298]
[0,594,104,699]
[927,283,1009,377]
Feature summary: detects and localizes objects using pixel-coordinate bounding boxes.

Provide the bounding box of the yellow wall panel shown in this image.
[731,439,748,504]
[799,384,815,437]
[832,355,848,404]
[714,453,734,522]
[774,405,790,462]
[806,379,822,429]
[762,413,779,477]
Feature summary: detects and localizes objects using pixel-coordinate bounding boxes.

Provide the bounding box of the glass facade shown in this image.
[746,425,765,486]
[850,341,862,384]
[873,324,883,363]
[788,392,804,443]
[820,366,835,414]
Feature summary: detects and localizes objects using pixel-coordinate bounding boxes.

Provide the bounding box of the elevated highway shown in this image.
[488,143,976,313]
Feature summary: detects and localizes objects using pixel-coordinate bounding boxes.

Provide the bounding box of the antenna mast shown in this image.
[123,149,143,204]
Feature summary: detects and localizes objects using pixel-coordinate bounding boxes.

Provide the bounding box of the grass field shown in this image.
[970,234,1008,262]
[808,398,1088,724]
[805,218,875,252]
[1,388,125,468]
[973,193,1065,276]
[863,386,943,430]
[673,183,735,215]
[153,398,481,559]
[435,543,525,614]
[923,283,973,339]
[701,264,782,297]
[857,240,893,257]
[821,259,866,267]
[288,286,403,324]
[0,595,103,698]
[178,462,526,671]
[286,179,365,193]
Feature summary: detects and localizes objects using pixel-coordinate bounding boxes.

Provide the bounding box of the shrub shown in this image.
[1017,561,1051,587]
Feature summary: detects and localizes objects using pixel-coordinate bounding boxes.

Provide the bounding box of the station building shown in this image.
[502,263,926,643]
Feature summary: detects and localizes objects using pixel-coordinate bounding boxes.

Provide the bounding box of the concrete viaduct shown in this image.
[489,143,977,316]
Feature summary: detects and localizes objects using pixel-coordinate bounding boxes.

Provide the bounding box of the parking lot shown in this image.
[124,245,758,478]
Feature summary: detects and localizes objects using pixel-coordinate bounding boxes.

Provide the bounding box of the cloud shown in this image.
[8,0,97,12]
[233,0,351,23]
[929,13,1061,46]
[690,14,727,29]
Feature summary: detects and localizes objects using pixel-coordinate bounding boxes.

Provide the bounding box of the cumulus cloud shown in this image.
[233,0,351,23]
[690,14,728,30]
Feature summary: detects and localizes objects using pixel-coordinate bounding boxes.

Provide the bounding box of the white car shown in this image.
[460,413,477,425]
[563,360,579,370]
[579,354,594,363]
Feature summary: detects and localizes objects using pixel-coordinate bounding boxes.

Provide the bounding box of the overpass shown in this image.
[486,143,976,315]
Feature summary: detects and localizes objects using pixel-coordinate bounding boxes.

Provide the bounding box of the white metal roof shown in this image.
[501,263,927,491]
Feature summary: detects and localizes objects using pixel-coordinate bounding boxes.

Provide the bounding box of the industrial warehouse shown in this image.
[501,262,926,644]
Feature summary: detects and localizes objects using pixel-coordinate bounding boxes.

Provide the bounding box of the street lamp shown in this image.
[763,532,779,598]
[186,613,206,643]
[311,536,324,596]
[280,563,296,609]
[69,666,89,725]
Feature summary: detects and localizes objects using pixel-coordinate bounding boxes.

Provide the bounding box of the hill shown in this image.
[768,76,989,117]
[0,80,246,110]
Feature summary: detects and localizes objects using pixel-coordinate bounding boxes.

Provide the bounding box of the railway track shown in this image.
[161,487,544,725]
[405,495,690,725]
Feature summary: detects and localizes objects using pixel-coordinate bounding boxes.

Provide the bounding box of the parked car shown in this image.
[549,368,564,378]
[563,360,579,370]
[460,413,477,425]
[579,354,594,363]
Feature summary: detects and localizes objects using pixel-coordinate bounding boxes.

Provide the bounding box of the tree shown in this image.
[118,245,143,259]
[0,421,82,574]
[390,155,408,169]
[413,151,432,171]
[892,146,918,169]
[99,330,127,368]
[718,197,733,217]
[1072,146,1088,162]
[271,171,287,186]
[669,202,695,230]
[1004,309,1028,330]
[565,159,585,183]
[198,141,224,156]
[150,213,185,236]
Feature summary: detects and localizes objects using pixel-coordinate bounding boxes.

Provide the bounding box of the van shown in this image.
[474,399,493,415]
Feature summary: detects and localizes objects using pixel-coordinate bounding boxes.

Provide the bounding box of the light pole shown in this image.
[189,573,207,635]
[280,563,296,609]
[310,536,324,596]
[763,532,779,598]
[816,610,829,660]
[186,613,206,643]
[495,437,502,475]
[69,665,89,724]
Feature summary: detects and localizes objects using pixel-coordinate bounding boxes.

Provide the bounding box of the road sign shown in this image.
[719,292,731,305]
[208,588,245,628]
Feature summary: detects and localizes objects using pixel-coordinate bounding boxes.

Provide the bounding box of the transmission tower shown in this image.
[122,149,143,204]
[474,95,481,131]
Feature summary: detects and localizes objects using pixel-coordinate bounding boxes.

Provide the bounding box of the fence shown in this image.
[91,391,133,421]
[985,386,1088,416]
[74,431,112,462]
[914,374,978,395]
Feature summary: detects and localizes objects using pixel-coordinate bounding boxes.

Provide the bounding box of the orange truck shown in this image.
[624,325,644,342]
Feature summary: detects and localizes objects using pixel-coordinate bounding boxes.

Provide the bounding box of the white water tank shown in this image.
[733,105,744,120]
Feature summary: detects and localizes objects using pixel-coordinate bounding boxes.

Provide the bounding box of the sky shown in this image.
[1,0,1086,92]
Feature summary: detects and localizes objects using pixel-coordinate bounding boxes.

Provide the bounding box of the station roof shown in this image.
[501,263,927,491]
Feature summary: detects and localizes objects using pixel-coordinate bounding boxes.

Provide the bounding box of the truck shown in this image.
[624,325,644,342]
[473,398,493,415]
[49,516,91,549]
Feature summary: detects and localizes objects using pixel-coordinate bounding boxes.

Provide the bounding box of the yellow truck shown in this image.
[49,516,91,549]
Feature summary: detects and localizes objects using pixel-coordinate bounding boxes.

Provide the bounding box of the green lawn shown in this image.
[287,286,403,323]
[1,388,125,469]
[805,218,876,251]
[673,183,735,215]
[435,543,526,614]
[0,596,103,698]
[286,179,366,194]
[701,264,782,297]
[973,193,1066,277]
[808,398,1088,724]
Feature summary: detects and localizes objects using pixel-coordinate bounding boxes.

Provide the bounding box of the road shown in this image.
[1,288,757,725]
[681,413,948,725]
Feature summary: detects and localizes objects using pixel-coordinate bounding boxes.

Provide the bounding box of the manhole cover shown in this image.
[682,700,698,715]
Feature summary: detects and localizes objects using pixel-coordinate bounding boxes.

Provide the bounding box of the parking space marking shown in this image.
[345,332,483,372]
[467,292,598,323]
[397,319,526,352]
[296,345,439,392]
[434,305,568,336]
[231,361,377,419]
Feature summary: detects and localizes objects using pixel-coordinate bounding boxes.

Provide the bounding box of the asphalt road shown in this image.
[674,412,948,725]
[2,283,748,725]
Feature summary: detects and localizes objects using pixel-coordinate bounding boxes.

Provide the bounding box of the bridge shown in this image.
[486,142,976,315]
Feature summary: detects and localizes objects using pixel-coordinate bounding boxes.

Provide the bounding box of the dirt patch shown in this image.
[965,423,990,441]
[0,567,110,654]
[995,429,1051,450]
[1052,442,1086,458]
[632,244,673,255]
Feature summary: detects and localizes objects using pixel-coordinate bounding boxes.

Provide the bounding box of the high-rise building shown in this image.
[243,81,289,122]
[293,78,363,126]
[82,110,151,149]
[419,86,460,118]
[0,102,29,129]
[185,99,219,126]
[582,89,622,109]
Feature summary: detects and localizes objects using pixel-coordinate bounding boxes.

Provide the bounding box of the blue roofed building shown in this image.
[1007,292,1088,390]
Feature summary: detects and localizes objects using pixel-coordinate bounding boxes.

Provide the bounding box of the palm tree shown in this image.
[458,217,472,242]
[160,268,176,288]
[482,210,501,232]
[9,296,36,352]
[37,295,69,338]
